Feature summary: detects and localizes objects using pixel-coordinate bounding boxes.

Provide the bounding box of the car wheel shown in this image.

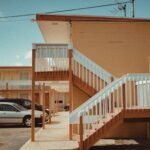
[23,116,31,127]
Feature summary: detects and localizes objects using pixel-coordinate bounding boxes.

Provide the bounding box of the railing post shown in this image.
[122,83,126,110]
[111,77,114,113]
[42,82,45,129]
[68,49,73,140]
[79,115,84,150]
[31,48,35,141]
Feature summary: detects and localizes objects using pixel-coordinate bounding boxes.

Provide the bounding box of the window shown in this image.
[55,100,63,104]
[20,72,29,80]
[23,100,31,107]
[0,104,17,111]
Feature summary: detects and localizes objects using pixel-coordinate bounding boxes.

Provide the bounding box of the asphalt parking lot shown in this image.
[0,124,40,150]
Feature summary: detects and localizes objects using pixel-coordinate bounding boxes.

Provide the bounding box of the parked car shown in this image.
[0,102,48,127]
[0,98,49,115]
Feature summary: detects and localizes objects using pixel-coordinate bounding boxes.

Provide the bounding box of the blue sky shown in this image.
[0,0,150,66]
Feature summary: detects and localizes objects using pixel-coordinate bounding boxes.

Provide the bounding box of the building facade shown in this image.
[34,14,150,140]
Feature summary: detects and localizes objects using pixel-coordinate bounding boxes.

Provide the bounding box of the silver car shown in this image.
[0,102,47,127]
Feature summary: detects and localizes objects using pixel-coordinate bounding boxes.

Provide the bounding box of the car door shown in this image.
[0,104,5,123]
[0,104,22,124]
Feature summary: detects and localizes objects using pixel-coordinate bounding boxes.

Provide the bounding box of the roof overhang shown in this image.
[36,14,150,43]
[36,14,150,22]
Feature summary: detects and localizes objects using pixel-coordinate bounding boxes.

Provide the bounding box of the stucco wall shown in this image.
[72,21,150,77]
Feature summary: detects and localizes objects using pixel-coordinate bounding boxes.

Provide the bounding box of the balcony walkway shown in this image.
[20,111,79,150]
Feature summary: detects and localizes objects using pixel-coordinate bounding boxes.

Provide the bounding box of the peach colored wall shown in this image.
[72,85,90,133]
[104,122,147,138]
[72,21,150,77]
[0,68,32,99]
[73,85,90,110]
[0,69,32,80]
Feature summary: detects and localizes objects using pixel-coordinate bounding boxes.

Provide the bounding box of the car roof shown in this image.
[0,98,31,101]
[0,102,16,105]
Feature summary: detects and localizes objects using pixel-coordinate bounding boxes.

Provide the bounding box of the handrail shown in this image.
[34,44,68,72]
[73,48,116,83]
[70,73,150,123]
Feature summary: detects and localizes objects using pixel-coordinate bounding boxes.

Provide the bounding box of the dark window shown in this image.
[54,100,63,104]
[59,100,63,103]
[0,104,17,111]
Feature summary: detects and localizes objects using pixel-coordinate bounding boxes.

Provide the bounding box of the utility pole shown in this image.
[123,4,126,17]
[132,0,135,18]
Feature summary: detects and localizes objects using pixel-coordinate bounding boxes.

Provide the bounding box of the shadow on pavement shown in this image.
[90,139,150,150]
[0,124,42,128]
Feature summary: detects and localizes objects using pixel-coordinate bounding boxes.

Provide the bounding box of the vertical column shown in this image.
[42,83,45,129]
[122,83,126,110]
[110,77,114,113]
[79,115,84,150]
[31,49,35,141]
[68,49,73,140]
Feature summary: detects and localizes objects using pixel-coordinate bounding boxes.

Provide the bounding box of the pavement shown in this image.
[0,124,40,150]
[20,111,79,150]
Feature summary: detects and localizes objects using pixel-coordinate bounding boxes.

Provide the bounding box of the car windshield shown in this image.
[13,103,27,111]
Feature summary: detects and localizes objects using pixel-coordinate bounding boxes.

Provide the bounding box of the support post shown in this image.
[79,115,84,150]
[42,83,45,129]
[122,83,126,110]
[132,0,135,18]
[68,49,73,140]
[31,49,35,141]
[110,77,114,113]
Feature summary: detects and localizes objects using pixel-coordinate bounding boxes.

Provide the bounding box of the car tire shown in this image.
[23,116,31,127]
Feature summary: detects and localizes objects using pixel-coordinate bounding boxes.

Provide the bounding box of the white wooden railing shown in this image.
[72,48,115,91]
[70,73,150,140]
[34,44,68,72]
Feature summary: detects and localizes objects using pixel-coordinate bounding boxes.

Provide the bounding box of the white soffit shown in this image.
[37,21,70,43]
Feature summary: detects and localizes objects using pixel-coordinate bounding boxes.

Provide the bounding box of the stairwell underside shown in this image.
[82,109,150,150]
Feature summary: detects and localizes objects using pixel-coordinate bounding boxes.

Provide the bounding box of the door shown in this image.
[0,104,22,124]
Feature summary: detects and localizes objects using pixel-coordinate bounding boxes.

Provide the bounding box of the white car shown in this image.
[0,102,48,127]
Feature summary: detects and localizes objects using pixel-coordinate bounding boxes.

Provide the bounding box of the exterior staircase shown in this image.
[33,44,150,150]
[70,74,150,150]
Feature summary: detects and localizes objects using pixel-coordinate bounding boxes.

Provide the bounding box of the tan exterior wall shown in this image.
[104,122,147,138]
[72,21,150,77]
[73,85,90,110]
[0,69,32,80]
[0,67,32,99]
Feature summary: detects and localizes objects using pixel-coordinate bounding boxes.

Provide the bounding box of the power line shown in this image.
[0,0,131,21]
[0,19,31,23]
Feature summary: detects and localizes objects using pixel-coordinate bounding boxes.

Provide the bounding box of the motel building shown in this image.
[0,66,69,113]
[1,14,150,150]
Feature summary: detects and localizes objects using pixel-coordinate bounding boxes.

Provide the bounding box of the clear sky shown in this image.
[0,0,150,66]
